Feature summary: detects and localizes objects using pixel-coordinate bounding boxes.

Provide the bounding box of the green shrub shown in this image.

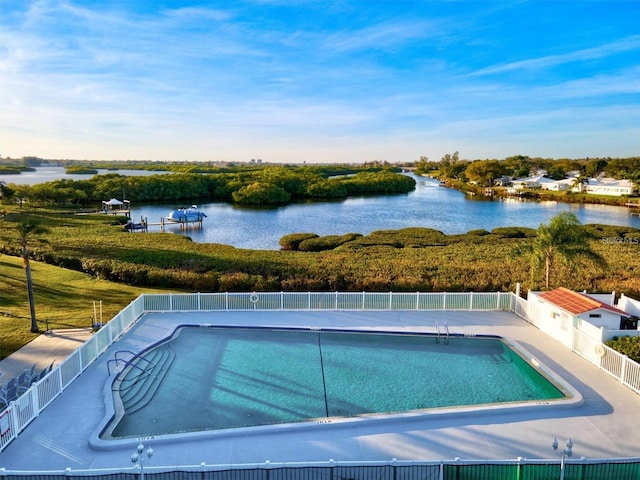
[467,229,490,236]
[218,272,265,291]
[584,224,640,239]
[605,335,640,362]
[231,182,291,205]
[280,233,319,251]
[491,227,537,238]
[65,166,98,174]
[2,208,640,294]
[348,228,446,248]
[298,233,362,252]
[305,179,348,199]
[341,171,416,195]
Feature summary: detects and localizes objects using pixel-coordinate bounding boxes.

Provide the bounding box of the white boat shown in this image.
[167,205,207,223]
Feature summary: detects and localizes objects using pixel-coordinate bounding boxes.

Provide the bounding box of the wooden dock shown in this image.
[125,217,204,232]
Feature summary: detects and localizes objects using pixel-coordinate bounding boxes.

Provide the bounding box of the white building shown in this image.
[541,178,572,192]
[510,174,549,190]
[509,175,635,196]
[527,287,633,348]
[582,177,635,196]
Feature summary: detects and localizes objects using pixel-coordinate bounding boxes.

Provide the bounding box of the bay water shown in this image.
[129,176,639,249]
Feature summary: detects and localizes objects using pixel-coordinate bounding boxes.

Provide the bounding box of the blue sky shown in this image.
[1,1,639,163]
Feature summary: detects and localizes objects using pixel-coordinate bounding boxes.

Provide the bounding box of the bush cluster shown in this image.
[606,336,640,362]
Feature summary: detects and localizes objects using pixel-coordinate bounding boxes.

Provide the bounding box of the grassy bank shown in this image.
[0,254,170,359]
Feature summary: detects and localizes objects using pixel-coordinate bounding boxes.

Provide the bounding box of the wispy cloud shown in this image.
[471,34,640,76]
[323,18,441,52]
[1,0,638,162]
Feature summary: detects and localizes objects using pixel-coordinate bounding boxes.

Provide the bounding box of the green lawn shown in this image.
[0,255,171,360]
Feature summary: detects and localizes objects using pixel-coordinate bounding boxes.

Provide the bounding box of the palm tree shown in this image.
[16,218,47,333]
[530,212,605,289]
[570,175,589,193]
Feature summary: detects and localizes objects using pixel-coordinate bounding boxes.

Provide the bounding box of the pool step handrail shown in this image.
[118,349,175,413]
[107,350,157,376]
[435,321,441,344]
[444,322,450,345]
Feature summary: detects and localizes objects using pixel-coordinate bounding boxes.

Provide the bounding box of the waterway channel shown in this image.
[2,168,639,250]
[130,176,639,250]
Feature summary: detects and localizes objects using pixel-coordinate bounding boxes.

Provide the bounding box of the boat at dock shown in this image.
[123,220,147,232]
[167,205,207,223]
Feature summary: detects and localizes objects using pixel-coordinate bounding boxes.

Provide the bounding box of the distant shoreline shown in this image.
[435,178,639,209]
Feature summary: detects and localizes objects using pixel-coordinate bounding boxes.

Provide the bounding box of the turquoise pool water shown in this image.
[106,326,565,438]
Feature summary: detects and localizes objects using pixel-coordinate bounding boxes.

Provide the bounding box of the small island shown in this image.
[65,166,99,174]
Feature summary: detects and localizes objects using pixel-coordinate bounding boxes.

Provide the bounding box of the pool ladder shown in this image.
[435,321,449,345]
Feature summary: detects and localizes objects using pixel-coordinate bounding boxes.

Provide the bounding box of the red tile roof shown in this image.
[539,287,627,315]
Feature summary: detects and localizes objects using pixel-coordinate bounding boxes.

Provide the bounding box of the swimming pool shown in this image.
[99,326,574,441]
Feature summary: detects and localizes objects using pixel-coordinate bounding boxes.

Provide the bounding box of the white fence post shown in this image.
[10,404,19,436]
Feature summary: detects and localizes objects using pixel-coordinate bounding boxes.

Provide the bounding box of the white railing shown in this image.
[569,323,638,393]
[0,295,144,453]
[140,291,512,312]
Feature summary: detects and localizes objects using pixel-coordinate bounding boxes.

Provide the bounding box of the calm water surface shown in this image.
[3,169,639,250]
[130,176,639,249]
[0,166,166,185]
[110,327,562,436]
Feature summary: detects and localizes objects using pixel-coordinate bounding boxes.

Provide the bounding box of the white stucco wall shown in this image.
[618,294,640,317]
[527,292,575,348]
[576,308,623,330]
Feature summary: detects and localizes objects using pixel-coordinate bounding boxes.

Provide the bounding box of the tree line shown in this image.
[0,165,415,207]
[415,153,640,187]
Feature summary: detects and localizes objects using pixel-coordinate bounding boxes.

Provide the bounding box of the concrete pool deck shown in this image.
[1,309,639,470]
